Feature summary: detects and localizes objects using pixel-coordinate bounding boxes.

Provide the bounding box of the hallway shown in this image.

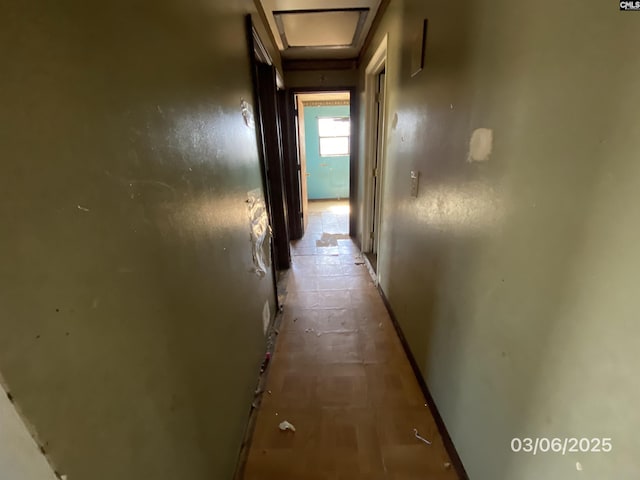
[3,0,639,478]
[242,201,459,480]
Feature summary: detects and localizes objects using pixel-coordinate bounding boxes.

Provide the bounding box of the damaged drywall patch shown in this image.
[247,189,271,278]
[468,128,493,162]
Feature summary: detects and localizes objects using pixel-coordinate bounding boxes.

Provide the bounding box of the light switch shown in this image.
[410,171,420,197]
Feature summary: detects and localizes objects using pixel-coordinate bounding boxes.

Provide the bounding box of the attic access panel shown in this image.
[273,8,369,50]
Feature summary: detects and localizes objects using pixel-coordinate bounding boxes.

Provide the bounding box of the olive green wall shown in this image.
[0,1,278,479]
[284,68,358,89]
[359,1,640,478]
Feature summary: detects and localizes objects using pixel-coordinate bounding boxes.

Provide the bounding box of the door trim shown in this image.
[295,93,310,234]
[286,86,358,238]
[254,62,291,271]
[279,90,304,240]
[363,35,388,254]
[246,14,291,272]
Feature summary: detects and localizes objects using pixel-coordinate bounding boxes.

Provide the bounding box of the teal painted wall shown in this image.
[304,105,350,199]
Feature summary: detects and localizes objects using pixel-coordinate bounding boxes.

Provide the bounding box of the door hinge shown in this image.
[372,167,378,177]
[375,93,380,103]
[370,231,375,240]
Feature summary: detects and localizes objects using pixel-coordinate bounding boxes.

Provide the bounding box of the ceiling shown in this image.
[258,0,383,60]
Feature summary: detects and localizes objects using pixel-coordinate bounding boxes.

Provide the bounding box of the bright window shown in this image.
[318,117,350,156]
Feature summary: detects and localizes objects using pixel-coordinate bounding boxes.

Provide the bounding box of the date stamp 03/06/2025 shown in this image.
[511,437,612,456]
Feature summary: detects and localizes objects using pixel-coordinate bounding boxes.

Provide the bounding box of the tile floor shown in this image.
[242,200,459,480]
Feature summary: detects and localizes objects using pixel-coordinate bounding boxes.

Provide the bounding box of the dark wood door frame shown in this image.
[278,90,303,241]
[246,16,291,272]
[281,86,359,242]
[255,64,291,271]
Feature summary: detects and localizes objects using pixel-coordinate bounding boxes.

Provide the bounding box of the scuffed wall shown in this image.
[0,1,278,479]
[359,1,640,478]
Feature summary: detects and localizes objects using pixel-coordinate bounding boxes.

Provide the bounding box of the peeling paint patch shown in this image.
[468,128,493,162]
[247,189,271,278]
[241,99,254,128]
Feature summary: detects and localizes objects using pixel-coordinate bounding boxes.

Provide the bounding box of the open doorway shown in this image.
[294,91,351,239]
[281,91,352,260]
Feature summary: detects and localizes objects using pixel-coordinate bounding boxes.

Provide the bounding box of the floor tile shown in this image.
[242,200,459,480]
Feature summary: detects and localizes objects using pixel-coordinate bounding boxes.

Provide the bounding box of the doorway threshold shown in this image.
[363,251,377,273]
[361,251,379,286]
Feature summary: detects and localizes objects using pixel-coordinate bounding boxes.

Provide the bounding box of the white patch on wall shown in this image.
[240,99,254,128]
[468,128,493,162]
[262,300,271,336]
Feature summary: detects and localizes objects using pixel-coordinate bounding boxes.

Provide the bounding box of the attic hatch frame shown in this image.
[273,8,369,52]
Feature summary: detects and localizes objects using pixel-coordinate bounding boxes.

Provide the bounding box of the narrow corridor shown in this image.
[242,201,459,480]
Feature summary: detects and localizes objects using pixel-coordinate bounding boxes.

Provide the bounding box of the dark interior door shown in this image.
[278,90,303,241]
[254,62,291,270]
